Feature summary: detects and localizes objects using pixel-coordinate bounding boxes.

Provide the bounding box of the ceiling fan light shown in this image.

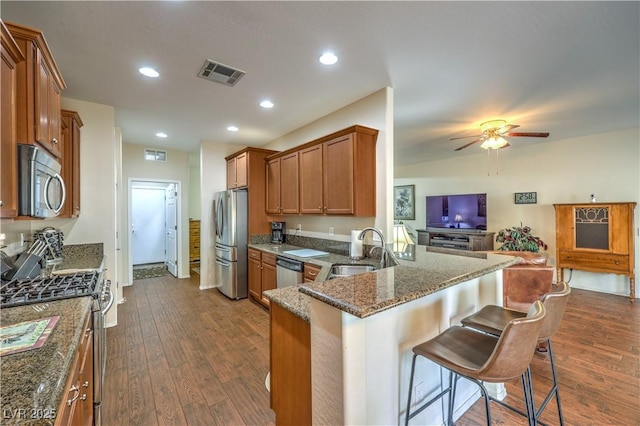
[481,136,508,150]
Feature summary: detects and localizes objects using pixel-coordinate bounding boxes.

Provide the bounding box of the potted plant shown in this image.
[495,223,548,252]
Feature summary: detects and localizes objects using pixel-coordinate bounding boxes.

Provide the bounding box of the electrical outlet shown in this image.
[329,227,334,235]
[296,224,302,232]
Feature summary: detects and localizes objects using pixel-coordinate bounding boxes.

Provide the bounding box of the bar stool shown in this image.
[461,281,571,425]
[405,300,545,425]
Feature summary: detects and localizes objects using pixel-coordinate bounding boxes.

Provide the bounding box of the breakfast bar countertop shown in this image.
[259,243,520,321]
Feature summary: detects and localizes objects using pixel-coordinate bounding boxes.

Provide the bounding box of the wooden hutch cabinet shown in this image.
[554,202,636,302]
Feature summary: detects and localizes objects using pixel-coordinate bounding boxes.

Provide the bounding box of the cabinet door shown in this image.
[299,145,323,214]
[554,205,574,251]
[35,49,61,158]
[280,152,299,214]
[261,262,277,306]
[266,158,281,214]
[79,331,94,426]
[248,257,262,301]
[0,27,20,219]
[236,153,248,188]
[70,116,81,217]
[323,134,354,214]
[226,157,236,189]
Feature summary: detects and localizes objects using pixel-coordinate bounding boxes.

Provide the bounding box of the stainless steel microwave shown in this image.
[18,144,66,218]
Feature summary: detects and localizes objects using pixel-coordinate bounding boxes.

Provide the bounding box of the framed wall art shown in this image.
[394,185,415,220]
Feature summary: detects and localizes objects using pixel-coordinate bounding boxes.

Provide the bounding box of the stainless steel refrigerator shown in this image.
[213,189,248,299]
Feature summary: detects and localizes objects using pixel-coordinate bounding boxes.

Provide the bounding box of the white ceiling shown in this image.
[2,1,638,165]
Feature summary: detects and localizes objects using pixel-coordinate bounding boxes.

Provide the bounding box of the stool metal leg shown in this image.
[447,372,456,425]
[535,339,565,425]
[405,354,418,426]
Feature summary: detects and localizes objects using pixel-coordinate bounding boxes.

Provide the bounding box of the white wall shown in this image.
[199,142,245,290]
[395,127,640,299]
[188,155,201,220]
[121,143,191,280]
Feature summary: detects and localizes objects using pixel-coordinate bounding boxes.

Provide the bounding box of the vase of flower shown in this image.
[495,223,548,252]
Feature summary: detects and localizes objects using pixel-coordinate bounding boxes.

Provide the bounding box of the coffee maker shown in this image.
[271,221,286,244]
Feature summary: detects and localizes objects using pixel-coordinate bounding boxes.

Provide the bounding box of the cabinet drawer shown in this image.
[262,252,277,266]
[304,264,321,281]
[558,250,629,273]
[248,249,262,261]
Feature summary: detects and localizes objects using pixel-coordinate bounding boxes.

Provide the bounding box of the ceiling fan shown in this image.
[451,119,549,151]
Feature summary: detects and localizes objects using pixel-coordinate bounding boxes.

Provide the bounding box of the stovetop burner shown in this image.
[0,271,100,308]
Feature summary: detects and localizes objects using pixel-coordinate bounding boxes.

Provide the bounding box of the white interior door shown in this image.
[131,187,166,265]
[165,184,178,276]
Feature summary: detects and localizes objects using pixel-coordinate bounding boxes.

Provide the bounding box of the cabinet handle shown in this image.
[82,381,89,388]
[67,385,80,406]
[52,138,59,145]
[80,394,87,401]
[308,271,317,276]
[615,261,620,265]
[0,200,3,207]
[85,328,93,337]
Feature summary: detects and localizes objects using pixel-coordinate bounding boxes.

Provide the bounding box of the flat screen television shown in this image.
[425,193,487,231]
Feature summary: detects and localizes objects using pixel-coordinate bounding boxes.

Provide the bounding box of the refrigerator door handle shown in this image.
[216,258,231,267]
[217,196,224,239]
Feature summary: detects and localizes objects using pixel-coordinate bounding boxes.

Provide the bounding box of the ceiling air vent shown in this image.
[197,59,245,87]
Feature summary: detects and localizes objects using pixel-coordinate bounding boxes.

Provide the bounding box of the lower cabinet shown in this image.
[248,248,276,309]
[304,263,321,283]
[270,303,311,425]
[56,312,93,426]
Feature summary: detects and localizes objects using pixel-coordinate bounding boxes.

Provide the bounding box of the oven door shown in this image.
[93,287,113,426]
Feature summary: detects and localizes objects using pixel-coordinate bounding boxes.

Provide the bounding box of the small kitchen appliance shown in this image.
[271,221,286,244]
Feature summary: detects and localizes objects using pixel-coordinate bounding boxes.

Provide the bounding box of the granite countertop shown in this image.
[52,243,104,272]
[0,297,92,426]
[260,243,521,321]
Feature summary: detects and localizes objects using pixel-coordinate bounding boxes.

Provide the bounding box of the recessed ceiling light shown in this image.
[260,100,274,109]
[139,67,160,78]
[319,52,338,65]
[156,132,168,138]
[227,126,239,132]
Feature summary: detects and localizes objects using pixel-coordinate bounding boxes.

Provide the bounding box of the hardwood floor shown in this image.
[104,275,639,425]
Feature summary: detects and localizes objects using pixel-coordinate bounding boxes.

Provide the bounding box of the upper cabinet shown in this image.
[225,147,278,235]
[1,21,25,219]
[269,125,378,217]
[554,202,636,302]
[5,21,66,159]
[266,152,299,215]
[60,109,83,218]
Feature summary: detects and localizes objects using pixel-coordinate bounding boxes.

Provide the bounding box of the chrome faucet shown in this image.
[358,227,387,269]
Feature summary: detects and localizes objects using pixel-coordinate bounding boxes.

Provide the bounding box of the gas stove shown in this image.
[0,271,101,309]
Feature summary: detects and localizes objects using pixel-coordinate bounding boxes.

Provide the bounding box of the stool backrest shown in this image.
[478,300,545,382]
[538,281,571,340]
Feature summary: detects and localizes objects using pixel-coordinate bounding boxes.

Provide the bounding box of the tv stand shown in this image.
[417,229,495,251]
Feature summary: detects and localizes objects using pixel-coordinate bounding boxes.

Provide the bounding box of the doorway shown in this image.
[128,179,180,283]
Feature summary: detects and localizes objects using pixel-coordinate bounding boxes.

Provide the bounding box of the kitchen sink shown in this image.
[328,264,377,279]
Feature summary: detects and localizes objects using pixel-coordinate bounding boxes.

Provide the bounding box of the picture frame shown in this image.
[514,192,537,204]
[394,185,415,220]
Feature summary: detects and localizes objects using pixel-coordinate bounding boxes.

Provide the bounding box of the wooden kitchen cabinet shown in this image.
[554,202,636,302]
[1,22,24,219]
[6,22,66,159]
[304,263,321,283]
[266,152,299,214]
[225,147,278,235]
[56,312,92,426]
[60,109,83,218]
[248,248,277,309]
[295,125,378,216]
[270,302,311,425]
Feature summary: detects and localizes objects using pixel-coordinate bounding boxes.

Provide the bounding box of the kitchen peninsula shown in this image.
[264,246,519,425]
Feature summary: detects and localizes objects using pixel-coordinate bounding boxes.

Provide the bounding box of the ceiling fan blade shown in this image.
[450,134,482,141]
[506,132,550,138]
[498,124,520,134]
[455,139,482,151]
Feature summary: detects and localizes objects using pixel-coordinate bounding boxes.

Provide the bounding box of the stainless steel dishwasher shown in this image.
[276,256,304,288]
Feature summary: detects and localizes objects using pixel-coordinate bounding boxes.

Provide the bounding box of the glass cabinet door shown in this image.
[574,206,609,250]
